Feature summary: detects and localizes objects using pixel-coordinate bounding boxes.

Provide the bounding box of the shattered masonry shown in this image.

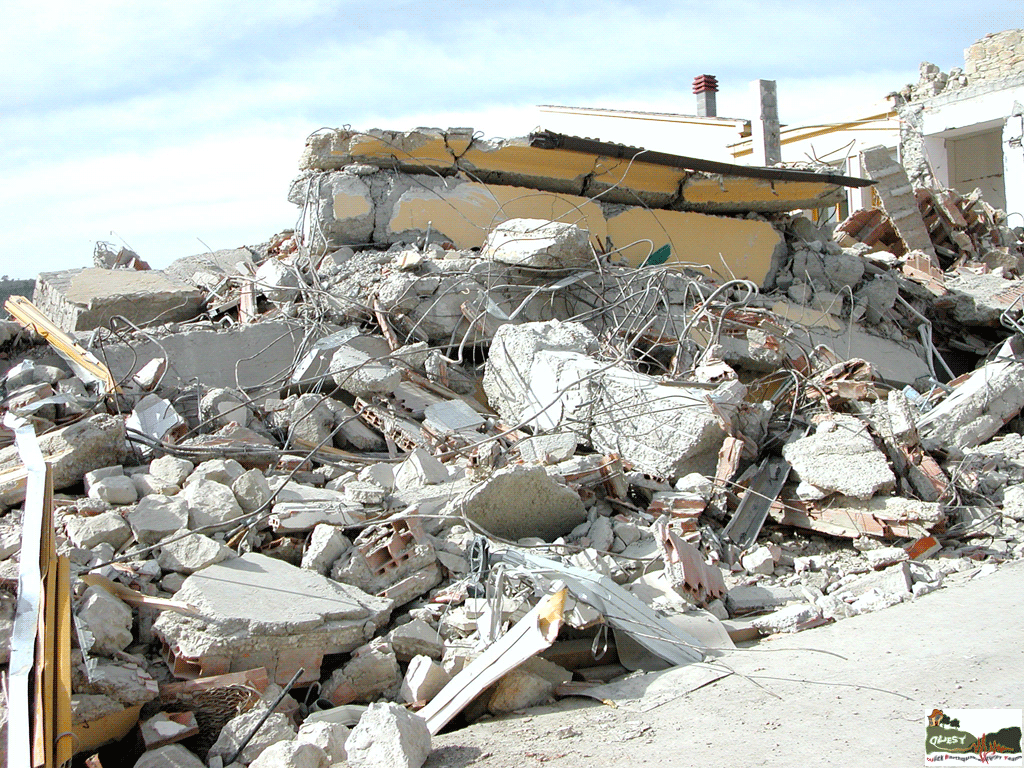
[2,30,1024,768]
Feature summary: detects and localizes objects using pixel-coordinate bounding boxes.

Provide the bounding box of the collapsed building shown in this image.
[3,45,1024,768]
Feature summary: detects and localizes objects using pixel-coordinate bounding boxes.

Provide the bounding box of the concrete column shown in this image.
[1003,109,1024,221]
[750,79,781,166]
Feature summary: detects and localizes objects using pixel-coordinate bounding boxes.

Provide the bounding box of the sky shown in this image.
[1,1,1021,279]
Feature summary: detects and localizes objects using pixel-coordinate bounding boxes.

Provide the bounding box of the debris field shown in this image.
[2,117,1024,768]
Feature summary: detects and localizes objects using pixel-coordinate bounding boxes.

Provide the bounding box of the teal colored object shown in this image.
[642,244,671,266]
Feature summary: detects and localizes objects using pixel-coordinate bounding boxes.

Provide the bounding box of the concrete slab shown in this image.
[32,268,203,332]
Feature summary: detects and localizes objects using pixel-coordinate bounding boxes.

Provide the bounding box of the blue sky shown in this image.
[1,1,1021,279]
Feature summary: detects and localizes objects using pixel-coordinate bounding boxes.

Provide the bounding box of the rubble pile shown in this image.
[3,124,1024,768]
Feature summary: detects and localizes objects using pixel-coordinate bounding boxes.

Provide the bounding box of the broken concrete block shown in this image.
[586,515,615,553]
[154,554,392,684]
[232,469,272,513]
[84,465,124,494]
[149,456,194,487]
[725,584,798,616]
[393,448,451,490]
[674,472,714,500]
[460,464,586,541]
[297,721,350,764]
[484,321,734,479]
[127,495,190,546]
[388,618,445,661]
[209,706,296,765]
[918,336,1024,457]
[78,586,133,656]
[32,268,203,332]
[300,524,351,575]
[327,398,387,451]
[255,258,301,303]
[133,744,206,768]
[130,473,180,498]
[401,655,451,705]
[249,741,329,768]
[330,345,401,398]
[184,458,246,487]
[65,511,132,550]
[751,603,823,635]
[517,432,578,464]
[487,656,572,713]
[88,475,139,505]
[179,478,243,530]
[741,546,775,575]
[782,416,895,500]
[284,393,337,447]
[358,463,395,491]
[480,218,596,269]
[139,711,200,750]
[157,532,235,574]
[0,415,125,506]
[71,657,158,706]
[200,388,255,430]
[323,640,401,705]
[345,702,431,768]
[865,546,909,569]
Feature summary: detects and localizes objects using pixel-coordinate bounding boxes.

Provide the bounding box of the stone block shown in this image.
[208,707,296,765]
[487,656,572,713]
[323,640,401,705]
[751,603,823,635]
[480,218,596,269]
[128,495,190,546]
[255,258,301,303]
[200,388,255,430]
[249,742,329,768]
[78,586,133,656]
[297,721,350,764]
[65,511,132,550]
[179,479,243,531]
[232,469,272,514]
[401,655,451,705]
[459,464,586,541]
[131,473,180,498]
[393,448,451,490]
[133,744,205,768]
[345,702,431,768]
[84,465,124,494]
[158,532,235,574]
[330,346,401,398]
[149,456,194,487]
[300,524,351,575]
[88,476,139,505]
[741,545,775,575]
[782,416,895,500]
[153,554,392,685]
[184,459,245,487]
[387,618,445,661]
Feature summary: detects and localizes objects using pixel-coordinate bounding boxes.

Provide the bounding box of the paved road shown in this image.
[428,559,1024,768]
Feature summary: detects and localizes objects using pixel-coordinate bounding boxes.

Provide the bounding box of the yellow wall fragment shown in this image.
[387,182,608,249]
[604,207,782,285]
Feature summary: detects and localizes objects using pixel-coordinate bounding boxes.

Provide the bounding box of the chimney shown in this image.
[692,74,718,117]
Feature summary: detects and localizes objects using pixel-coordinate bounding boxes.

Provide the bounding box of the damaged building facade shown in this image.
[2,26,1024,768]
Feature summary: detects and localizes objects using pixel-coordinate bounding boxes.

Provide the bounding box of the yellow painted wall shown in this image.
[604,207,781,284]
[387,181,608,249]
[374,180,782,285]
